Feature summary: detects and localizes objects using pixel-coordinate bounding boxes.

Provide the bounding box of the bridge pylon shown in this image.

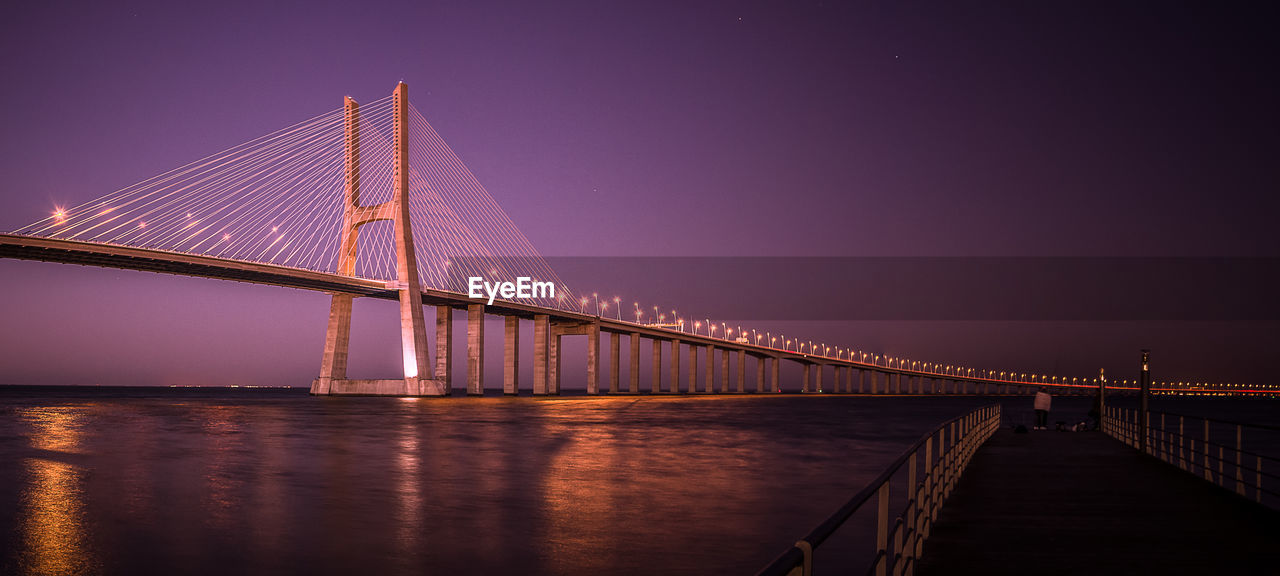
[312,83,446,396]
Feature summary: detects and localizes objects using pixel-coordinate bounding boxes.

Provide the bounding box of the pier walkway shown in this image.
[917,428,1280,575]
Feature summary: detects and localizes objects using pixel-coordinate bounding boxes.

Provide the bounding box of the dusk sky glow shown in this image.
[1,1,1277,388]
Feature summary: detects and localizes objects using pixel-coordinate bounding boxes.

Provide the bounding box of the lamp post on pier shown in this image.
[1139,349,1151,453]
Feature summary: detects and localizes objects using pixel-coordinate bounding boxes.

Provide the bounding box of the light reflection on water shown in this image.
[16,407,93,576]
[0,388,1017,575]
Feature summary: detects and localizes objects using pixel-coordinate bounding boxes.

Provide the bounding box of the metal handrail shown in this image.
[755,404,1001,576]
[1103,407,1277,506]
[1146,410,1280,433]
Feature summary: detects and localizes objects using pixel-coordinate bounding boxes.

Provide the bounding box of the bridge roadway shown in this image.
[0,233,1092,395]
[917,428,1280,575]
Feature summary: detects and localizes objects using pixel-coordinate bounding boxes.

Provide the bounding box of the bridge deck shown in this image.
[918,428,1280,575]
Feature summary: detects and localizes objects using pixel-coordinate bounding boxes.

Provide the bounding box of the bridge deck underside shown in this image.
[0,238,395,297]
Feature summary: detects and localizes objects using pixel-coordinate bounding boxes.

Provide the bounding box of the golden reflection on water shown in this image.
[535,397,771,573]
[17,407,94,576]
[397,412,422,551]
[201,405,247,530]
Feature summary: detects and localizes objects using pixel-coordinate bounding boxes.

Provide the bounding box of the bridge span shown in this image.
[0,231,1099,398]
[0,82,1156,398]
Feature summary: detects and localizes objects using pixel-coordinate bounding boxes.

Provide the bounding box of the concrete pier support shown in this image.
[466,304,484,396]
[436,305,452,392]
[670,339,681,393]
[651,339,662,394]
[705,345,715,393]
[771,356,780,392]
[815,364,824,393]
[859,369,867,394]
[533,314,549,395]
[314,293,353,395]
[550,332,562,395]
[833,366,842,393]
[756,356,765,393]
[802,364,811,393]
[629,332,640,393]
[736,350,745,393]
[720,348,730,393]
[609,332,620,393]
[688,344,698,394]
[870,370,879,394]
[503,316,518,395]
[586,322,599,394]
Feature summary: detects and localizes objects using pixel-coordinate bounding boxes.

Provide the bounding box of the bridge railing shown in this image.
[755,404,1001,576]
[1103,407,1280,508]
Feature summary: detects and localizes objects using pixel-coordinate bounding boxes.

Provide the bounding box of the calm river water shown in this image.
[0,387,1272,575]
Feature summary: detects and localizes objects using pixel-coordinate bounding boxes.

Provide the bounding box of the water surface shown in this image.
[0,387,1266,575]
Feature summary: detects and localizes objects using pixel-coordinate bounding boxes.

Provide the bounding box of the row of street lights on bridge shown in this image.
[562,293,1271,395]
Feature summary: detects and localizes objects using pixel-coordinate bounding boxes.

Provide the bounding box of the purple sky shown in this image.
[1,1,1277,388]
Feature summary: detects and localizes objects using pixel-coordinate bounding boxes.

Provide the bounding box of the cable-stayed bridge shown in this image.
[0,84,1258,396]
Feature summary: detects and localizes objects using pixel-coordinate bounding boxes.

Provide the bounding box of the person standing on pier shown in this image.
[1033,387,1052,430]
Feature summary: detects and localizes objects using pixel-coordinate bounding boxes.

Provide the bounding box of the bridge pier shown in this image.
[533,314,550,395]
[688,344,698,393]
[436,306,452,392]
[586,322,599,394]
[550,331,561,394]
[756,355,766,393]
[815,364,824,393]
[802,363,811,393]
[651,338,662,394]
[609,332,620,393]
[504,316,519,395]
[705,345,715,393]
[548,320,596,395]
[670,339,681,393]
[770,356,780,392]
[736,350,746,393]
[720,349,731,393]
[313,293,353,395]
[629,332,640,393]
[467,304,484,396]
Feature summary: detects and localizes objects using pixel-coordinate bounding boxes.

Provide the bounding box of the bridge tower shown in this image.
[312,83,445,396]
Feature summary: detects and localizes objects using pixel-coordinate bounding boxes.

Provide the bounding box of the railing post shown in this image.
[1179,416,1185,471]
[1139,349,1150,454]
[876,482,890,576]
[1236,425,1245,496]
[892,517,904,576]
[907,449,918,568]
[1257,456,1263,504]
[941,426,950,498]
[1218,445,1225,487]
[1162,414,1172,463]
[1204,419,1212,482]
[924,436,935,531]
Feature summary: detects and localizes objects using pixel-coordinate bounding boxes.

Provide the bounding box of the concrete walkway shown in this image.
[917,428,1280,575]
